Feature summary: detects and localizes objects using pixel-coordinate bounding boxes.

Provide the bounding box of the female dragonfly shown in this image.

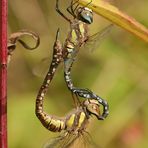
[36,29,104,148]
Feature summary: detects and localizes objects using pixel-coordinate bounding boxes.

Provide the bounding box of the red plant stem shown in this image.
[0,0,7,148]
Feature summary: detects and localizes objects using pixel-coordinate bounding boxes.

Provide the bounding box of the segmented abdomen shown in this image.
[37,112,65,132]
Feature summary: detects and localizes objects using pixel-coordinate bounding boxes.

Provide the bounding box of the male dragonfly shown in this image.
[36,29,106,148]
[34,0,111,119]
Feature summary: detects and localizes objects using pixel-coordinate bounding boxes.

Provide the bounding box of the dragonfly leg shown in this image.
[56,0,71,22]
[66,0,79,17]
[71,92,81,108]
[66,0,75,16]
[83,0,92,8]
[73,3,79,14]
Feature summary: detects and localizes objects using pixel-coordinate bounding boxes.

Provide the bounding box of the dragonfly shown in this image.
[57,0,110,119]
[34,0,110,119]
[36,29,105,147]
[7,30,40,64]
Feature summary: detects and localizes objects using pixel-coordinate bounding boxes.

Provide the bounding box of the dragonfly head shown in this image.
[84,99,101,119]
[77,7,93,24]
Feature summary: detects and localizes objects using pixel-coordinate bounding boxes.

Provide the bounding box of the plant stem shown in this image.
[0,0,7,148]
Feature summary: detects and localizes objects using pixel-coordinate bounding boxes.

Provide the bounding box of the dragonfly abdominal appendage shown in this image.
[72,88,109,119]
[96,97,109,120]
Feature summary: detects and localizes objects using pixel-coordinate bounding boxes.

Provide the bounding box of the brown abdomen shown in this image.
[37,112,65,132]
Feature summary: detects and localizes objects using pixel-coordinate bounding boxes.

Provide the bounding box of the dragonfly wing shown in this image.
[71,133,100,148]
[82,131,101,148]
[82,24,113,52]
[63,24,113,73]
[43,132,78,148]
[64,48,79,72]
[32,57,51,77]
[43,131,100,148]
[64,24,113,70]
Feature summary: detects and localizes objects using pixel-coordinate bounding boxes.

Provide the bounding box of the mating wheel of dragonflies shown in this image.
[36,29,106,148]
[34,0,110,119]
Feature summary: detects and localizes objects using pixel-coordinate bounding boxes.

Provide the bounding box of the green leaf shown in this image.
[79,0,148,42]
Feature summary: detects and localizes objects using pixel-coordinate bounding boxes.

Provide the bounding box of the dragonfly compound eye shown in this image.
[77,7,93,24]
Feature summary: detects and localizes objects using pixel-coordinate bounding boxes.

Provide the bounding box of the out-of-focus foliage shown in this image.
[8,0,148,148]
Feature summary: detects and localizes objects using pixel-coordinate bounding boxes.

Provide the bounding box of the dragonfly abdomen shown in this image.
[37,112,65,132]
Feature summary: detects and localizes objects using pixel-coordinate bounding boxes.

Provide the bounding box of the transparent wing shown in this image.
[33,24,113,77]
[82,131,101,148]
[43,132,79,148]
[43,131,100,148]
[32,57,51,77]
[64,24,113,71]
[81,24,113,52]
[64,48,78,73]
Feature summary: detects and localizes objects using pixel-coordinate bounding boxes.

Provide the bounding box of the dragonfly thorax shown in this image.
[65,107,89,134]
[64,99,100,133]
[67,20,89,48]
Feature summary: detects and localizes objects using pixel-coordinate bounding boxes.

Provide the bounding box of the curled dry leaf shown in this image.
[7,30,40,64]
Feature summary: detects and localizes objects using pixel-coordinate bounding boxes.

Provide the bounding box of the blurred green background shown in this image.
[8,0,148,148]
